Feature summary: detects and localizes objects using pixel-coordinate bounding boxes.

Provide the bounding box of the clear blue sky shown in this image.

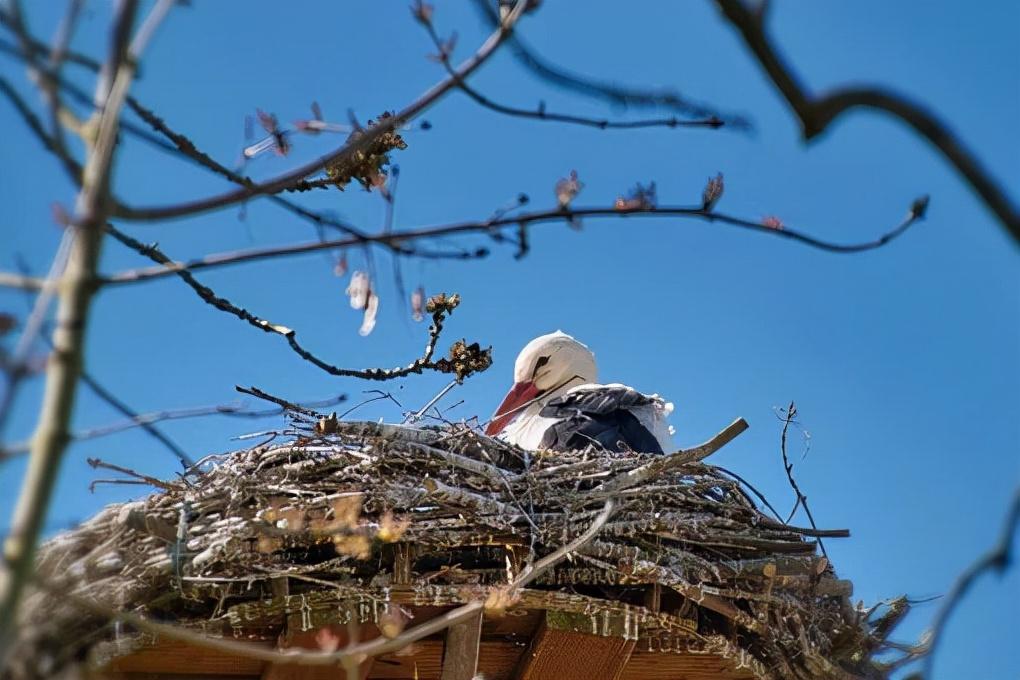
[1,2,1017,677]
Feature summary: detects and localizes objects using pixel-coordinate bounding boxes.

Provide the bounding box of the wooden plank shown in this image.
[369,640,523,680]
[105,638,266,675]
[440,609,483,680]
[514,613,635,680]
[262,622,377,680]
[620,650,757,680]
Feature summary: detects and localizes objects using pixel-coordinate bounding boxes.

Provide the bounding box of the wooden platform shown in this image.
[99,605,755,680]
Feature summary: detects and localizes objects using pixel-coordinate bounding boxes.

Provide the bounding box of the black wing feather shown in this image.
[538,386,663,454]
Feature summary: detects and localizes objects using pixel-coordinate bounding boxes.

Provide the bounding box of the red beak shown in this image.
[485,381,542,436]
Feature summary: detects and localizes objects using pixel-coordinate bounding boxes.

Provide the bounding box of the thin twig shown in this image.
[421,18,724,131]
[0,231,74,439]
[8,256,195,469]
[778,401,826,558]
[86,457,174,491]
[0,393,347,461]
[471,0,748,128]
[0,75,82,182]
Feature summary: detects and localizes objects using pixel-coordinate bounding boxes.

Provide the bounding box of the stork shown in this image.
[485,331,674,453]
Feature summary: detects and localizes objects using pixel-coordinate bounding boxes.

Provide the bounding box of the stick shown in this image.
[592,418,748,495]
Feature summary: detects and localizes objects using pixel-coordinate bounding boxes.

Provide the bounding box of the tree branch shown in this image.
[97,196,927,287]
[0,393,347,462]
[0,0,170,661]
[420,16,724,131]
[778,402,826,558]
[713,0,1020,245]
[471,0,749,128]
[920,487,1020,678]
[107,1,531,223]
[105,224,490,382]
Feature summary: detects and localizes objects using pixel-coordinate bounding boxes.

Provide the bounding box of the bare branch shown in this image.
[100,197,927,287]
[471,0,749,128]
[592,417,748,495]
[0,232,75,441]
[714,0,1020,245]
[76,371,195,469]
[123,97,382,242]
[920,487,1020,678]
[420,17,724,131]
[108,2,531,223]
[0,0,172,661]
[0,75,81,183]
[778,402,826,558]
[0,393,347,462]
[5,256,197,469]
[105,224,491,382]
[0,8,100,72]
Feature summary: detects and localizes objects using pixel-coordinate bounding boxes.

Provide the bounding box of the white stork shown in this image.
[485,331,674,453]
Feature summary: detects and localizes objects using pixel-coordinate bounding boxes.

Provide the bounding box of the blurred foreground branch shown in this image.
[714,0,1020,245]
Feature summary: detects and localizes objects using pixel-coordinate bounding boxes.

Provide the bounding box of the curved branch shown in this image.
[471,0,749,128]
[421,18,724,131]
[98,197,927,287]
[104,225,488,382]
[921,487,1020,678]
[713,0,1020,246]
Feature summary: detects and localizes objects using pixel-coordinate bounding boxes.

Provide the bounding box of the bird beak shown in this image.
[485,381,541,436]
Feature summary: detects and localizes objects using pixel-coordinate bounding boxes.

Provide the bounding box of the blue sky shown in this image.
[1,2,1017,677]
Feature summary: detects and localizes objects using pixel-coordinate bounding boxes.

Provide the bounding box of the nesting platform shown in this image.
[5,417,906,680]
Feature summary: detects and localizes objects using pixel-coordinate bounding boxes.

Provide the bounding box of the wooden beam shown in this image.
[440,608,483,680]
[262,621,378,680]
[104,638,266,675]
[514,612,636,680]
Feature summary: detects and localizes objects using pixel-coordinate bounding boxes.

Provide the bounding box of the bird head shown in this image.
[485,331,596,436]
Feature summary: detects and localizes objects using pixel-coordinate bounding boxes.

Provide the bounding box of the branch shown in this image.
[420,17,724,131]
[5,255,196,469]
[0,393,347,462]
[1,1,86,181]
[123,97,383,243]
[0,232,74,439]
[99,197,927,287]
[105,224,490,382]
[778,402,826,558]
[108,2,531,223]
[920,487,1020,678]
[471,0,749,128]
[0,0,171,662]
[0,75,81,183]
[713,0,1020,245]
[77,371,195,469]
[593,417,748,495]
[0,8,100,72]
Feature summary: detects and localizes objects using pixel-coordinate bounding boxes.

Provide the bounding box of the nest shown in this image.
[6,416,907,680]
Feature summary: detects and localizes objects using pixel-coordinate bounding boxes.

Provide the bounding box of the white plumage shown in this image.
[486,332,675,453]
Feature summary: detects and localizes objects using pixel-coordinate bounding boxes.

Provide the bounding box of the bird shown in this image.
[484,331,674,453]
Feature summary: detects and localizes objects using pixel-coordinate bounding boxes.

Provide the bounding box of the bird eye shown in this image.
[532,355,550,377]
